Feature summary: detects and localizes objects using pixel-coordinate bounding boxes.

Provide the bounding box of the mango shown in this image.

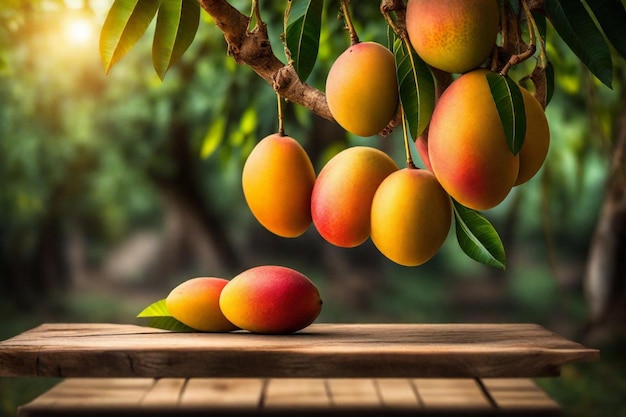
[515,88,550,185]
[428,69,520,211]
[242,133,316,238]
[406,0,499,74]
[326,41,399,137]
[166,277,238,332]
[219,265,322,334]
[311,146,398,248]
[415,134,432,171]
[371,168,452,266]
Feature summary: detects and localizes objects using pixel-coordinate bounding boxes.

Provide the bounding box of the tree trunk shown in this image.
[583,86,626,340]
[148,114,243,285]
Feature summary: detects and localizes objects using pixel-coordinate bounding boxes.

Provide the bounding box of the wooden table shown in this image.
[0,323,599,416]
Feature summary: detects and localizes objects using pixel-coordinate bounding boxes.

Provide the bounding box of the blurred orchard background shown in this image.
[1,1,625,416]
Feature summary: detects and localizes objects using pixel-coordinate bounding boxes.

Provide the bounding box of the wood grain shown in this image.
[17,377,563,417]
[0,323,598,378]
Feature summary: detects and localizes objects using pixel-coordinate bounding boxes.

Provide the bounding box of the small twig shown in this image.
[340,0,360,45]
[380,0,407,41]
[248,0,262,31]
[401,108,416,169]
[282,0,293,64]
[276,93,285,136]
[499,1,536,77]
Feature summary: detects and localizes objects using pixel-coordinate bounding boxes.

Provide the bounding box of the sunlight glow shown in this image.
[64,18,94,46]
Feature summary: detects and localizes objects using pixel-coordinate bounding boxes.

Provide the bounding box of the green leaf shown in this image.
[544,0,613,88]
[136,299,195,332]
[137,298,171,317]
[201,118,226,159]
[583,0,626,60]
[453,200,506,270]
[532,11,547,40]
[393,38,435,139]
[146,317,196,332]
[386,24,395,51]
[486,72,526,155]
[285,0,323,82]
[153,0,200,80]
[100,0,161,74]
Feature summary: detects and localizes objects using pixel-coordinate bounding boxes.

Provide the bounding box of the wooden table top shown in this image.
[0,323,598,379]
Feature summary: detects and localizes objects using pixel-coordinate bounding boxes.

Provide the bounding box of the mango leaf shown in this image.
[486,72,526,155]
[145,317,196,332]
[532,11,548,40]
[285,0,323,82]
[137,298,170,317]
[544,0,613,88]
[393,38,435,139]
[545,62,555,106]
[201,118,226,159]
[453,200,506,270]
[153,0,200,80]
[584,0,626,60]
[136,299,195,332]
[100,0,161,74]
[386,24,395,51]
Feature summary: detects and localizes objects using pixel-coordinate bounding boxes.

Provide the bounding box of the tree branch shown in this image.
[196,0,332,121]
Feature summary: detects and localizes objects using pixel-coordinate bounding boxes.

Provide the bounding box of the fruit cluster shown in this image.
[164,265,322,334]
[242,0,550,268]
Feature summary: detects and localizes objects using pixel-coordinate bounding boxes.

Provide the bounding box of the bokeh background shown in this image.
[1,1,625,416]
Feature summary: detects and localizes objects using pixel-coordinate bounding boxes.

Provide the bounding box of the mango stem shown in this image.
[340,0,360,45]
[401,107,416,169]
[500,0,537,77]
[277,93,285,136]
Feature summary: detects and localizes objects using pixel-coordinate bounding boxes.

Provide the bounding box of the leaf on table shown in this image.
[152,0,200,80]
[137,298,171,317]
[486,72,526,155]
[544,0,613,88]
[453,200,506,270]
[393,38,435,139]
[285,0,323,82]
[136,299,195,332]
[100,0,161,74]
[145,317,196,332]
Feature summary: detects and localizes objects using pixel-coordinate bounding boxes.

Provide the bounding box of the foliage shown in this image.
[96,0,625,270]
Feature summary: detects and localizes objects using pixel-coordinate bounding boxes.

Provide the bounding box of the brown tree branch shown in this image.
[196,0,332,121]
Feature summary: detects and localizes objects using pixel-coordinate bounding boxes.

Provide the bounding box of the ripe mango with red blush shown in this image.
[219,265,322,334]
[428,69,520,211]
[311,146,398,248]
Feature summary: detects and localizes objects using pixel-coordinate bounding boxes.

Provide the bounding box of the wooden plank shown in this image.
[482,378,561,412]
[18,378,563,417]
[327,378,380,407]
[140,378,186,409]
[375,378,421,408]
[0,323,598,378]
[413,378,491,409]
[17,378,154,416]
[264,378,330,408]
[181,378,262,409]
